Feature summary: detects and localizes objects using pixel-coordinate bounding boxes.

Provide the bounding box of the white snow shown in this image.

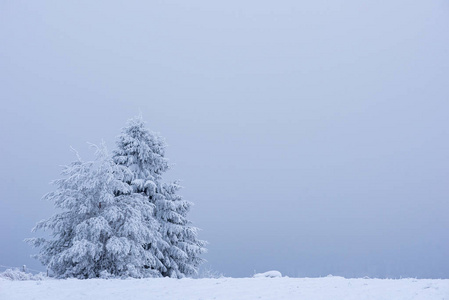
[1,277,448,300]
[253,270,282,278]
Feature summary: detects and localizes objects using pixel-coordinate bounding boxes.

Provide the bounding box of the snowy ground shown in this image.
[1,276,448,300]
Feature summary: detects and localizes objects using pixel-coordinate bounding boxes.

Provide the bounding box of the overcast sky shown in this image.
[1,1,448,278]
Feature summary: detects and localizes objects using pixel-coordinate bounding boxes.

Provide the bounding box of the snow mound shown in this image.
[0,268,47,281]
[253,270,282,278]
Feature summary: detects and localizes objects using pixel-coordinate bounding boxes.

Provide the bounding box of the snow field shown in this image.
[1,277,448,300]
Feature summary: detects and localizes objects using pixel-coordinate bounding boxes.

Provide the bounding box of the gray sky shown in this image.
[1,1,448,278]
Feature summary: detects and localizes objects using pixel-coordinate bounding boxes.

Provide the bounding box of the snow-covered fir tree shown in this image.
[113,116,206,278]
[156,181,207,277]
[27,144,164,278]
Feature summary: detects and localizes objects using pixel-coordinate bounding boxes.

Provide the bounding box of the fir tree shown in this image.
[113,116,206,278]
[156,181,206,277]
[27,144,163,278]
[28,117,206,278]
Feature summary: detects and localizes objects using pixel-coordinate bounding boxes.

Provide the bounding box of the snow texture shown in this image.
[1,277,447,300]
[253,270,282,278]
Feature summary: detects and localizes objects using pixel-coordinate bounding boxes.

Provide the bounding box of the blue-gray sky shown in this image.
[1,1,448,278]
